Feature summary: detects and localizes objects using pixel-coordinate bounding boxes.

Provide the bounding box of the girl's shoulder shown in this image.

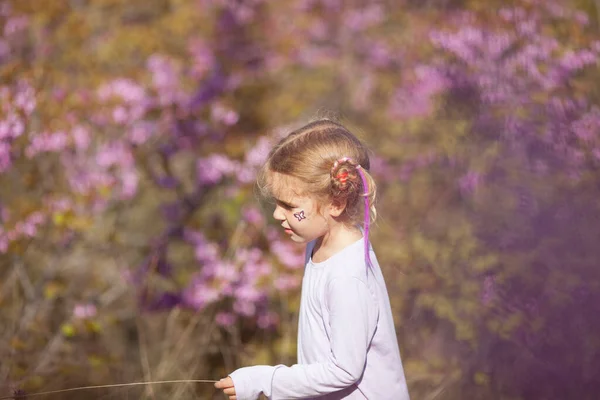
[325,239,372,280]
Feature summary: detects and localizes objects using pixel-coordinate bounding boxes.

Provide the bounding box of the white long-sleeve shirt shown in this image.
[229,238,410,400]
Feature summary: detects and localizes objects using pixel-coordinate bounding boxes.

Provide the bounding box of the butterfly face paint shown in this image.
[293,210,306,221]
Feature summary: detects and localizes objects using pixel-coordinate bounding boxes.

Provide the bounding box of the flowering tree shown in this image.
[384,1,600,397]
[0,1,307,395]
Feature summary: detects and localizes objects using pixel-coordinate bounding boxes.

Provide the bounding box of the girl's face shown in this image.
[270,173,329,243]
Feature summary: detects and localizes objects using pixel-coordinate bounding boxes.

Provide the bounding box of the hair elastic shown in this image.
[332,157,372,269]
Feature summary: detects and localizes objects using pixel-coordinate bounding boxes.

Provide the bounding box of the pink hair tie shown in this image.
[331,157,372,269]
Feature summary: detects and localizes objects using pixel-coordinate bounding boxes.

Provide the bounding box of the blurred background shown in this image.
[1,0,600,398]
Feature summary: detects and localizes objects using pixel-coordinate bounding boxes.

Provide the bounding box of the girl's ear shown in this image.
[329,198,347,217]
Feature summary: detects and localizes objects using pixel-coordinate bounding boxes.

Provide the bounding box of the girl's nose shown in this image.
[273,205,285,221]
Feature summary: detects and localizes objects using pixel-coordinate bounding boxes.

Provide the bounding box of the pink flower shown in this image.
[210,104,239,126]
[112,106,128,124]
[120,169,139,199]
[4,16,29,36]
[25,131,68,158]
[481,276,496,305]
[270,240,304,269]
[188,39,215,79]
[129,122,154,145]
[73,303,97,319]
[72,126,90,151]
[274,274,300,291]
[216,312,236,327]
[242,206,264,226]
[459,171,482,194]
[214,261,238,282]
[257,311,279,329]
[233,300,256,317]
[0,142,11,173]
[196,154,238,185]
[184,283,220,310]
[0,230,8,253]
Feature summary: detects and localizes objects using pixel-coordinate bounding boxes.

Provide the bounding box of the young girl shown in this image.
[215,119,410,400]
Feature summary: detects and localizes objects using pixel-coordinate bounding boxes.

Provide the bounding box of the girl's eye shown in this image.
[277,201,295,210]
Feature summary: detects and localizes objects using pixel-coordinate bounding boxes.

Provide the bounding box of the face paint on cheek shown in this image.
[293,210,306,222]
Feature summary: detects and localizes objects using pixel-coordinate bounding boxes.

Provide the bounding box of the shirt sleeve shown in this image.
[268,276,378,399]
[229,365,282,400]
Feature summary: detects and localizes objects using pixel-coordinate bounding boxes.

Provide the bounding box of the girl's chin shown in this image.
[288,234,309,243]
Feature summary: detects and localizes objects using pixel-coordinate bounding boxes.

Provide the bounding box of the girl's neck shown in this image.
[312,223,362,263]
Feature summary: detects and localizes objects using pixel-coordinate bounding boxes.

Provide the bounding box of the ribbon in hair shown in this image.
[332,157,372,268]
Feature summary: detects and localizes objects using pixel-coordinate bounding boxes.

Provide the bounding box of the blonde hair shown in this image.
[258,119,377,228]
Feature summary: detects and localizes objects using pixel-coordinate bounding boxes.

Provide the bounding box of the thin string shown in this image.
[1,379,218,400]
[355,165,372,269]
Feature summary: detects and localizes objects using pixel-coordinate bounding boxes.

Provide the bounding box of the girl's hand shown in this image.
[214,376,236,400]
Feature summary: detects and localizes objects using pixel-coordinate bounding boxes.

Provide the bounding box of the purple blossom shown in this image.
[210,103,239,126]
[236,247,262,263]
[129,122,155,145]
[72,126,91,151]
[111,106,128,124]
[184,229,220,265]
[481,276,496,305]
[188,39,215,79]
[0,2,10,16]
[234,283,263,303]
[459,171,482,194]
[270,239,304,269]
[307,20,328,40]
[242,206,264,226]
[145,292,182,311]
[0,230,7,253]
[120,169,139,199]
[0,211,47,253]
[233,299,256,317]
[14,212,45,237]
[183,280,221,310]
[236,247,272,279]
[257,311,279,329]
[73,303,97,319]
[147,55,184,106]
[0,141,10,173]
[343,4,383,32]
[156,176,179,189]
[214,261,237,281]
[244,137,272,168]
[3,15,28,36]
[559,49,597,72]
[369,155,393,177]
[389,65,449,119]
[235,167,256,184]
[97,78,147,104]
[274,274,300,291]
[96,142,132,168]
[216,311,236,327]
[25,131,69,158]
[196,154,238,185]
